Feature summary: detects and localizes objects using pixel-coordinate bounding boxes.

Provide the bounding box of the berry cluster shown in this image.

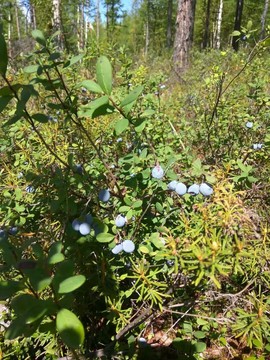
[152,165,214,196]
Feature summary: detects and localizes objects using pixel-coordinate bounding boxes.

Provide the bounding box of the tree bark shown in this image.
[232,0,244,51]
[145,0,150,56]
[29,1,36,29]
[52,0,62,48]
[166,0,173,48]
[96,0,100,41]
[173,0,197,71]
[260,0,269,39]
[214,0,223,49]
[202,0,211,49]
[15,0,21,40]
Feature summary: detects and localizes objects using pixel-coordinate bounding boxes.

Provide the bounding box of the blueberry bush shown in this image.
[0,29,270,359]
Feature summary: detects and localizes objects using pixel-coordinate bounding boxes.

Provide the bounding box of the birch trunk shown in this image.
[215,0,223,49]
[260,0,269,39]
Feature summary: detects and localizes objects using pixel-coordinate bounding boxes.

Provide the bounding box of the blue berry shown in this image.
[175,182,187,195]
[167,180,178,191]
[187,184,200,195]
[111,243,123,255]
[26,185,35,193]
[98,189,110,202]
[116,137,123,143]
[115,215,127,228]
[199,183,213,196]
[72,219,81,231]
[0,229,7,241]
[122,240,135,253]
[253,143,263,150]
[151,165,164,179]
[9,227,18,235]
[245,121,253,129]
[79,223,91,235]
[74,164,83,174]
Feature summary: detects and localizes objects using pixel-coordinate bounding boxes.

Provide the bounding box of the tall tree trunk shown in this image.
[232,0,244,51]
[8,3,12,58]
[15,0,21,40]
[215,0,223,49]
[166,0,173,48]
[96,0,100,41]
[52,0,62,48]
[173,0,196,71]
[29,1,36,29]
[145,0,150,56]
[202,0,211,48]
[260,0,269,39]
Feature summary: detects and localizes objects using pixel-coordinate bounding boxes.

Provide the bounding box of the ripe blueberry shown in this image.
[98,189,110,202]
[199,183,213,196]
[187,184,200,195]
[79,222,91,235]
[175,182,187,195]
[151,165,164,179]
[245,121,253,129]
[26,185,35,193]
[122,240,135,253]
[9,227,18,235]
[115,215,127,228]
[74,164,83,174]
[111,243,123,255]
[167,180,178,191]
[72,219,81,231]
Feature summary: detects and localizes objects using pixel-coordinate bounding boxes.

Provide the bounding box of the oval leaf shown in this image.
[56,309,85,348]
[96,56,112,95]
[32,113,49,123]
[114,118,129,135]
[120,85,144,107]
[79,80,103,94]
[58,275,86,294]
[96,233,114,243]
[0,30,8,76]
[32,29,46,46]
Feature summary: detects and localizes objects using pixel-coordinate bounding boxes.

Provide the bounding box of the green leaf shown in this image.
[96,233,114,243]
[23,65,40,74]
[64,54,84,68]
[96,56,112,95]
[120,85,144,107]
[194,331,206,339]
[141,109,155,118]
[48,242,65,265]
[194,341,206,353]
[139,245,150,254]
[56,308,85,348]
[0,30,8,76]
[114,118,129,135]
[5,317,27,339]
[78,96,114,119]
[58,275,86,294]
[0,280,24,300]
[79,80,103,93]
[0,95,12,113]
[28,268,52,292]
[32,113,49,123]
[232,30,241,37]
[134,118,147,133]
[32,29,46,46]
